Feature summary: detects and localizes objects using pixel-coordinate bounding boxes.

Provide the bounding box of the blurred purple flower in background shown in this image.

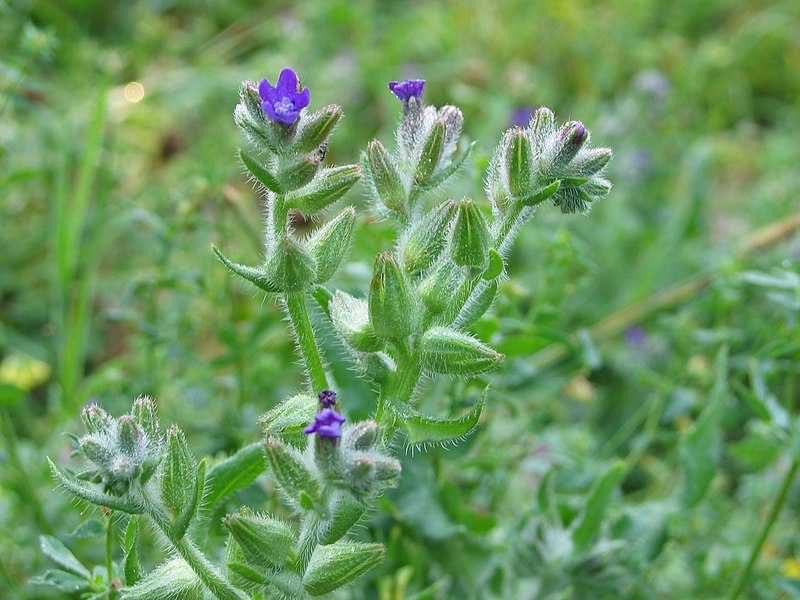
[624,326,647,347]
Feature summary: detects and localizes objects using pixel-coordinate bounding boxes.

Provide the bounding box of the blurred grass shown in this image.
[1,0,799,598]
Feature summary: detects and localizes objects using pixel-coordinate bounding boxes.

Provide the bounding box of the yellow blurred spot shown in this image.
[124,82,145,103]
[564,375,595,404]
[0,353,50,391]
[781,556,800,578]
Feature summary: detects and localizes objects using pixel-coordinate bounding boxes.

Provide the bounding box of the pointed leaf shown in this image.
[571,461,626,550]
[39,536,91,579]
[239,147,282,193]
[49,459,144,514]
[388,393,485,447]
[30,569,89,593]
[172,459,205,540]
[124,516,143,586]
[213,245,278,293]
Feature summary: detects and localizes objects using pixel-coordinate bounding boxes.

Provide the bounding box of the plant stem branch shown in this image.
[285,292,329,393]
[727,457,799,600]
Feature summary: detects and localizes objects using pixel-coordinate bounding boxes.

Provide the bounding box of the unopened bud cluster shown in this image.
[77,397,161,496]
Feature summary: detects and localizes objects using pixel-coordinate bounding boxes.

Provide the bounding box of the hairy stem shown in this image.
[285,291,329,393]
[141,496,246,600]
[727,456,799,600]
[105,511,115,596]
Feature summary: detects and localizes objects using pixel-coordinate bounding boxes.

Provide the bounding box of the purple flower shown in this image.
[258,68,310,125]
[318,389,337,408]
[304,408,346,439]
[389,79,426,103]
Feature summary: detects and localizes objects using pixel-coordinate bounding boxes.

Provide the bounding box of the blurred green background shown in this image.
[2,0,799,598]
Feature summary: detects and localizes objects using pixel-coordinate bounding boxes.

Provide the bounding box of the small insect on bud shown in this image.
[449,198,492,269]
[364,140,406,214]
[368,252,421,339]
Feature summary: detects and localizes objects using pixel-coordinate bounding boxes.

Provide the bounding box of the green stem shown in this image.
[375,352,423,432]
[285,292,329,393]
[105,511,115,596]
[141,497,245,600]
[727,457,799,600]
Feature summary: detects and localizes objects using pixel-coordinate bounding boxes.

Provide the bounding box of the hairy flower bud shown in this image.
[287,165,361,215]
[161,426,195,515]
[266,235,317,292]
[329,290,383,352]
[553,121,589,167]
[280,157,320,191]
[505,128,533,197]
[449,198,492,268]
[308,206,356,284]
[415,119,447,184]
[81,403,114,435]
[419,261,461,315]
[223,509,296,568]
[419,327,503,376]
[403,199,457,272]
[264,437,320,509]
[364,140,406,214]
[346,421,380,451]
[294,104,343,153]
[368,252,421,339]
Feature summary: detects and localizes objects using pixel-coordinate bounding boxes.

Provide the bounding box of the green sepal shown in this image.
[414,140,474,192]
[264,437,321,509]
[449,198,491,268]
[312,285,334,318]
[459,279,499,326]
[571,461,626,550]
[571,147,613,178]
[287,165,361,216]
[419,327,503,376]
[387,393,486,447]
[294,104,343,153]
[415,119,446,184]
[120,558,201,600]
[171,459,205,541]
[302,541,385,596]
[160,425,195,516]
[506,129,532,197]
[368,252,421,339]
[482,249,503,280]
[403,200,457,273]
[419,261,462,315]
[329,290,384,353]
[222,508,296,568]
[48,459,144,514]
[308,206,356,283]
[519,179,560,207]
[259,393,319,443]
[227,561,305,598]
[203,442,265,511]
[117,416,144,459]
[131,396,160,440]
[364,140,406,214]
[212,245,279,293]
[266,235,317,292]
[124,516,143,586]
[321,496,367,545]
[239,148,282,193]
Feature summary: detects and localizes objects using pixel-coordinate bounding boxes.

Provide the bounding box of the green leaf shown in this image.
[303,541,385,596]
[212,245,278,294]
[679,347,728,508]
[571,461,626,550]
[124,516,143,586]
[48,459,145,514]
[67,519,105,539]
[172,459,205,540]
[388,392,486,447]
[520,179,560,207]
[415,141,475,192]
[239,147,282,193]
[204,442,265,511]
[30,569,89,592]
[161,426,196,516]
[259,394,319,437]
[39,536,91,579]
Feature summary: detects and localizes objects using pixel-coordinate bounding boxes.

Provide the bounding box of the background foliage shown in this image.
[1,0,799,597]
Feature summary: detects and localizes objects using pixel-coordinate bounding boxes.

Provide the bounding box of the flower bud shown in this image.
[419,327,503,376]
[81,403,114,435]
[505,128,533,197]
[571,147,613,178]
[222,509,296,568]
[329,290,383,352]
[321,496,366,545]
[294,104,343,153]
[529,106,556,150]
[259,393,319,438]
[354,351,395,384]
[553,121,588,167]
[264,437,320,508]
[302,542,385,596]
[402,199,457,272]
[132,396,160,441]
[279,157,320,191]
[161,425,195,515]
[266,235,317,292]
[308,206,356,284]
[415,119,446,183]
[418,261,461,315]
[346,421,379,451]
[368,252,421,339]
[79,435,113,468]
[364,140,406,214]
[373,457,401,481]
[449,198,492,268]
[287,165,361,215]
[117,416,145,461]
